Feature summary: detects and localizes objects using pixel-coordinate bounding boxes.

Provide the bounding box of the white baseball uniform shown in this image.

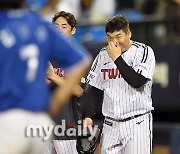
[86,41,155,154]
[0,109,54,154]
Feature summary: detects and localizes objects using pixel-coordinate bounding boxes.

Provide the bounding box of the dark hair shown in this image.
[52,11,76,28]
[105,15,129,34]
[0,0,26,9]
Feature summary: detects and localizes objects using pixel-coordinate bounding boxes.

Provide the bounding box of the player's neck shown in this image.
[122,40,132,54]
[127,40,132,50]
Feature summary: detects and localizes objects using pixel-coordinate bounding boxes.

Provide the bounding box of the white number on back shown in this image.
[20,44,39,82]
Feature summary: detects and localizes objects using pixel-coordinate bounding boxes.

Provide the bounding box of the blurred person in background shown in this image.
[46,11,85,154]
[139,0,157,15]
[166,0,180,35]
[115,0,135,11]
[0,0,91,154]
[137,0,167,16]
[57,0,115,23]
[166,0,180,17]
[57,0,81,21]
[57,0,93,22]
[79,0,94,20]
[114,0,143,20]
[88,0,115,23]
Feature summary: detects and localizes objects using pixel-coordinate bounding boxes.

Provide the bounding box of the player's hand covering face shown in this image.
[107,40,122,61]
[106,30,132,60]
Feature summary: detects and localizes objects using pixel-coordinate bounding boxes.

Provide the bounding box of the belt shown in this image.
[106,112,150,122]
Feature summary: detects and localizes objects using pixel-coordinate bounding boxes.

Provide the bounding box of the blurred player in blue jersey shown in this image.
[0,0,91,154]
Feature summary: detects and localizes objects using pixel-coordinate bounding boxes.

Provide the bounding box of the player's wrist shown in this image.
[73,85,84,97]
[113,55,121,61]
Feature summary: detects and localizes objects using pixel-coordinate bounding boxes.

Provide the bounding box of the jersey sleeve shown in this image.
[133,46,156,80]
[86,53,103,90]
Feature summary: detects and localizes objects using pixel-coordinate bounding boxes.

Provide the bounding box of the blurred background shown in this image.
[27,0,180,153]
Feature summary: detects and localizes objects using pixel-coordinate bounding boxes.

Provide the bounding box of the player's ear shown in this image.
[71,27,76,35]
[127,29,132,39]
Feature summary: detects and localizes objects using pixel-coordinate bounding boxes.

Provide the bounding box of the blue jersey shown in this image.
[0,10,88,112]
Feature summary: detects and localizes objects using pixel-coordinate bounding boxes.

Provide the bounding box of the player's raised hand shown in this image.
[46,62,53,76]
[46,62,56,80]
[107,41,122,61]
[46,62,53,84]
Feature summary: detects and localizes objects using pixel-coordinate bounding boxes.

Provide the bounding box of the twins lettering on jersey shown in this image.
[102,60,122,80]
[101,68,121,80]
[88,67,122,81]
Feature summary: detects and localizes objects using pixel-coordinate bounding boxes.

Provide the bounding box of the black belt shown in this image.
[106,112,150,122]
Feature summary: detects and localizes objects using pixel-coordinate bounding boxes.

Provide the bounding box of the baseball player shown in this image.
[0,1,91,154]
[84,15,156,154]
[46,11,85,154]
